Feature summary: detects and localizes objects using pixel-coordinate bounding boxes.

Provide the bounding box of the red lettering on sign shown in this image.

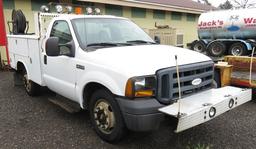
[198,20,224,28]
[244,18,254,24]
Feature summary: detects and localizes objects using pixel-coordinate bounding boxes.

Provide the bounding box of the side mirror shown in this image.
[46,37,75,57]
[154,36,160,44]
[46,37,60,56]
[60,40,75,57]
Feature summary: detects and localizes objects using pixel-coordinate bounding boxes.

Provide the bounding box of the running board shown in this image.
[48,95,81,113]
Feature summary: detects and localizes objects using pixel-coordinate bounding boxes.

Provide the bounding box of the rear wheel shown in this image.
[229,43,248,56]
[192,40,206,53]
[22,68,40,96]
[207,41,226,57]
[89,89,126,143]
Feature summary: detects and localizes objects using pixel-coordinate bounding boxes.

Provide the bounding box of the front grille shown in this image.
[156,61,214,104]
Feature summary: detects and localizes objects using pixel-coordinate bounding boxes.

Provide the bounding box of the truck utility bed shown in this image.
[7,34,43,85]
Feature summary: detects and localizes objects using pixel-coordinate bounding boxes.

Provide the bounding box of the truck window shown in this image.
[71,18,154,50]
[50,21,72,44]
[50,21,73,55]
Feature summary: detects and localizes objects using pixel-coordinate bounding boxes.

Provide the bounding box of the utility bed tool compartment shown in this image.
[159,86,252,133]
[7,35,43,85]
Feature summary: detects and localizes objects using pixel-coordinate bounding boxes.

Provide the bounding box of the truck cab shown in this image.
[7,7,252,143]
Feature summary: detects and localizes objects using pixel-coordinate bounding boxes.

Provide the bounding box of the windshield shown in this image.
[71,18,155,50]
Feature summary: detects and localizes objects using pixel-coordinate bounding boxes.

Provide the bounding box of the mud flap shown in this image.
[159,86,252,133]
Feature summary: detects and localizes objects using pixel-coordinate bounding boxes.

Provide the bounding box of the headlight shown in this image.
[125,75,156,98]
[55,5,63,13]
[86,7,93,15]
[95,8,101,15]
[66,6,73,14]
[40,5,49,13]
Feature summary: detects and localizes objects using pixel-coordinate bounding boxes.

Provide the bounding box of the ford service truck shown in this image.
[191,8,256,57]
[7,7,252,143]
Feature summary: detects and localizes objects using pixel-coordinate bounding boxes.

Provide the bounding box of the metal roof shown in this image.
[133,0,215,11]
[78,0,215,13]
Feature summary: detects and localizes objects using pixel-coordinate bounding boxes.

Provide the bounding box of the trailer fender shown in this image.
[201,39,209,45]
[242,41,252,51]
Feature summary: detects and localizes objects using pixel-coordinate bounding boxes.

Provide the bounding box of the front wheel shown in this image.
[89,89,127,143]
[21,69,40,96]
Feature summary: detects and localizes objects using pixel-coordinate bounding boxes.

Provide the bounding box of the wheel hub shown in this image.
[94,100,115,134]
[194,45,202,52]
[214,47,220,52]
[232,46,242,56]
[23,74,31,92]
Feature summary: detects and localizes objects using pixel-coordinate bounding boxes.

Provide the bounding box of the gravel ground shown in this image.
[0,71,256,149]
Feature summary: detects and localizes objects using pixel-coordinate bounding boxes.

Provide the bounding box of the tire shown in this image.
[12,9,18,34]
[229,43,248,56]
[12,9,26,34]
[16,10,26,34]
[89,89,127,143]
[207,41,226,57]
[192,40,206,53]
[21,68,40,96]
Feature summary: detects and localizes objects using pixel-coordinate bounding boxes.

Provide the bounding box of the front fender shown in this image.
[76,71,126,108]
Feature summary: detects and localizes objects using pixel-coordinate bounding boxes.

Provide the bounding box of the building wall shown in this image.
[1,0,199,63]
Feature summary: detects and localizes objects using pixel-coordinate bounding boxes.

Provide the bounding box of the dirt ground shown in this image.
[1,71,256,149]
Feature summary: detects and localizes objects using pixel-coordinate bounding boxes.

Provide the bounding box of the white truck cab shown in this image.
[7,8,252,143]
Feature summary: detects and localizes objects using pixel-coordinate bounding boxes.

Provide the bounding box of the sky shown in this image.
[198,0,256,7]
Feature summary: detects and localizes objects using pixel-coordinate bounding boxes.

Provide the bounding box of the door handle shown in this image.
[44,55,47,64]
[76,64,85,70]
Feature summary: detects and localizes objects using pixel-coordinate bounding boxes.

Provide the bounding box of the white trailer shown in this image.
[7,6,252,143]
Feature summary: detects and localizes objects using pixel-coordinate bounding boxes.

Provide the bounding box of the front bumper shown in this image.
[116,97,165,131]
[159,86,252,133]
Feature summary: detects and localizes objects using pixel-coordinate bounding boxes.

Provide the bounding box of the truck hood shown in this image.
[86,45,212,77]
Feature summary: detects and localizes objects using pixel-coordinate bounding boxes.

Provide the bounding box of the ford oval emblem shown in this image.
[192,78,202,86]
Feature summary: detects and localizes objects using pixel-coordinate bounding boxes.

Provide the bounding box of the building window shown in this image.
[105,4,123,16]
[131,7,146,18]
[31,0,58,11]
[171,12,182,20]
[3,0,15,9]
[153,10,165,19]
[187,13,196,21]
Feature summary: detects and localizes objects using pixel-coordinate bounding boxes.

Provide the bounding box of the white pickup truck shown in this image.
[7,10,252,142]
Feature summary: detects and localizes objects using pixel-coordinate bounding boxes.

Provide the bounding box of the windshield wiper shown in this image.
[126,40,156,44]
[86,42,119,47]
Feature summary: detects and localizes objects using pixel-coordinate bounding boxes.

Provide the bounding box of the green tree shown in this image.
[197,0,212,6]
[219,0,233,9]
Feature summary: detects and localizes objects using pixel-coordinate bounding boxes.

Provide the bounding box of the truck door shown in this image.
[42,20,77,101]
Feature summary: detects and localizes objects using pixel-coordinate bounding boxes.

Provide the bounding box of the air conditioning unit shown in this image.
[148,28,184,47]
